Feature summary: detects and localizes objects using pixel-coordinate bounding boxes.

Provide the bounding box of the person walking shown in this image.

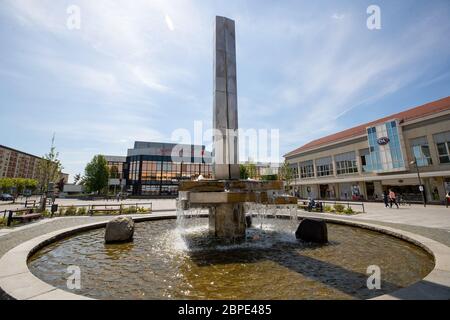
[382,191,389,208]
[389,189,399,209]
[446,191,450,208]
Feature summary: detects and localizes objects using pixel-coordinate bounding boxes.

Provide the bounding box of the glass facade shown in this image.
[316,157,333,177]
[335,151,358,175]
[409,136,432,166]
[127,155,212,196]
[433,131,450,164]
[366,120,405,172]
[107,161,124,179]
[299,160,314,178]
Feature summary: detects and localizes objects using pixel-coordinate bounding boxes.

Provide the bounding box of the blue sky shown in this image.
[1,0,449,181]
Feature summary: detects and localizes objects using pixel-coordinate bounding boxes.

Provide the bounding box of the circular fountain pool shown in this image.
[28,217,434,300]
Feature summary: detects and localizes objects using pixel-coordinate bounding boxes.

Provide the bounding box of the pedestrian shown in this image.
[446,191,450,208]
[382,191,389,208]
[389,189,399,209]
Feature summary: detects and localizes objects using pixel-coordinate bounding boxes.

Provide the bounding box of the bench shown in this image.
[89,208,118,215]
[298,202,323,212]
[6,209,42,226]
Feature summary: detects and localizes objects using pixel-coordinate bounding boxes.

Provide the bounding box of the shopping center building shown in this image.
[284,96,450,204]
[104,141,212,196]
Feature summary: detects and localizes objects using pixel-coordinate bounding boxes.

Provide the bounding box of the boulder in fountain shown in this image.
[105,217,135,243]
[295,219,328,243]
[246,215,252,228]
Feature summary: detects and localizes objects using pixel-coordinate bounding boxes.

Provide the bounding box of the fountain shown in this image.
[177,16,298,241]
[17,16,437,301]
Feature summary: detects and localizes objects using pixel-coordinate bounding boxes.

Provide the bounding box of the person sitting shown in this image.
[307,198,316,211]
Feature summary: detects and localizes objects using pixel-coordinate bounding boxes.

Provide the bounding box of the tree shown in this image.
[278,161,294,192]
[0,178,37,195]
[56,177,65,192]
[25,179,38,192]
[84,155,109,194]
[14,178,27,196]
[37,135,63,210]
[245,163,257,179]
[240,164,249,179]
[0,178,14,193]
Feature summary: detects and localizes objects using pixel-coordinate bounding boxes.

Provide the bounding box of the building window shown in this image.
[299,160,314,178]
[316,157,333,177]
[366,120,405,171]
[335,152,358,175]
[409,136,432,166]
[433,131,450,164]
[289,163,299,179]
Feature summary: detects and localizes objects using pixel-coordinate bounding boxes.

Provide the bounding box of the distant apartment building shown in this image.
[0,145,41,179]
[284,96,450,203]
[0,145,69,190]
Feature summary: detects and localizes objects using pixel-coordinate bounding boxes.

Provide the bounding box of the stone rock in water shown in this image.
[245,215,252,228]
[105,217,135,243]
[295,219,328,243]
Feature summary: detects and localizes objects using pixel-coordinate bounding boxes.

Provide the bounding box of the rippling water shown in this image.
[28,218,434,300]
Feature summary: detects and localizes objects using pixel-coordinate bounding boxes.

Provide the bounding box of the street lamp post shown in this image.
[410,159,426,207]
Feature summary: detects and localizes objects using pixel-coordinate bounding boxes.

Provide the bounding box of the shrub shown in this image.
[334,204,345,213]
[41,210,51,217]
[324,205,333,212]
[64,206,77,216]
[77,207,87,215]
[123,206,137,214]
[0,217,4,227]
[138,206,149,213]
[343,207,355,215]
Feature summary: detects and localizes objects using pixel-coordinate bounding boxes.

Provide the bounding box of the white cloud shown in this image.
[165,14,175,31]
[332,13,345,20]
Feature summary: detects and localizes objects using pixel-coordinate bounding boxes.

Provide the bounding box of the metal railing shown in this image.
[55,202,153,216]
[298,199,365,213]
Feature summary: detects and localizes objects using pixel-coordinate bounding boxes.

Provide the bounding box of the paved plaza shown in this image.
[1,199,449,300]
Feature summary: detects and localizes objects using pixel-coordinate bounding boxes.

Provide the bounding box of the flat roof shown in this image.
[0,144,42,160]
[284,96,450,158]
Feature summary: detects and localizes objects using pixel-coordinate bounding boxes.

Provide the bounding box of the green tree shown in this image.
[37,135,63,210]
[25,179,38,192]
[0,178,14,193]
[84,155,109,194]
[239,164,249,179]
[278,161,294,192]
[14,178,27,196]
[245,163,257,179]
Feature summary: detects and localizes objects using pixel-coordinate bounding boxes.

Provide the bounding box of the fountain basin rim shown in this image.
[0,212,448,300]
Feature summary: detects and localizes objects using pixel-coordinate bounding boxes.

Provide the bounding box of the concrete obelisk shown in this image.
[209,16,245,240]
[213,16,239,180]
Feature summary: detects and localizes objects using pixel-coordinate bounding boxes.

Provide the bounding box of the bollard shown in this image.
[6,210,13,227]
